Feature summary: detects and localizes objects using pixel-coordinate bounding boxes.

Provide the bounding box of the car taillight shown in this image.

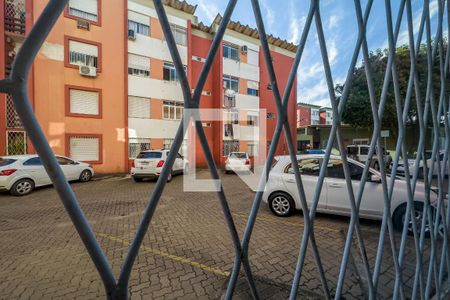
[156,160,165,168]
[131,161,135,168]
[0,169,17,176]
[245,159,250,165]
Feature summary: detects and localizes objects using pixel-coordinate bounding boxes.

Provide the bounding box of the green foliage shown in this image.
[337,44,446,133]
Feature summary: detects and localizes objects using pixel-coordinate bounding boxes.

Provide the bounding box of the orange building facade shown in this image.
[1,0,297,173]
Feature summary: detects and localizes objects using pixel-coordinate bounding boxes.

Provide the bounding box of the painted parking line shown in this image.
[98,233,230,277]
[234,213,341,233]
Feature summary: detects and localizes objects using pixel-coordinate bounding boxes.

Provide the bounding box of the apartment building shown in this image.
[1,0,297,172]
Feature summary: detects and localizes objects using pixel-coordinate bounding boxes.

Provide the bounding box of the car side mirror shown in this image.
[370,174,381,183]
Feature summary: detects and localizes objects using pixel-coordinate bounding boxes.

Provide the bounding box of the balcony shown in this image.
[4,0,26,35]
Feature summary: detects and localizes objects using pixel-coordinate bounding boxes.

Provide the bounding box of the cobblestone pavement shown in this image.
[0,171,444,299]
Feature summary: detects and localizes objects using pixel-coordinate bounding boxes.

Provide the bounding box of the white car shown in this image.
[263,155,447,235]
[0,155,94,196]
[395,150,448,177]
[131,150,188,182]
[225,152,251,173]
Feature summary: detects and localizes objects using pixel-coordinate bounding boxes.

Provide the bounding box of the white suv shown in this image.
[131,150,188,182]
[347,144,392,170]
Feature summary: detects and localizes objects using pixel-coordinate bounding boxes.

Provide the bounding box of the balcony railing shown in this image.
[4,0,26,35]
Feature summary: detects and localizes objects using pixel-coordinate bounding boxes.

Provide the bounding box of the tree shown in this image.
[336,44,445,137]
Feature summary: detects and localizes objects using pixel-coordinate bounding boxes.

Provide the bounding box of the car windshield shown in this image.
[0,158,16,166]
[229,153,246,159]
[137,152,162,159]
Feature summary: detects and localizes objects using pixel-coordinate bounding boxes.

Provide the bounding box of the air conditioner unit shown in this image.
[128,29,136,41]
[79,65,97,77]
[77,19,90,30]
[241,45,248,54]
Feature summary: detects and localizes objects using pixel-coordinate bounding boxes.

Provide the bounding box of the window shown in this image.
[223,140,240,156]
[169,24,187,46]
[68,39,98,68]
[224,110,238,124]
[68,87,100,116]
[163,62,186,82]
[69,135,100,162]
[128,96,150,118]
[247,81,259,96]
[223,75,239,92]
[128,11,149,36]
[128,138,151,158]
[223,44,239,60]
[248,142,258,157]
[128,54,150,77]
[68,0,98,22]
[56,156,75,165]
[247,113,258,126]
[360,147,369,155]
[247,49,258,66]
[326,159,365,181]
[163,101,183,120]
[286,159,321,176]
[137,151,162,159]
[163,139,174,149]
[224,124,234,137]
[23,157,42,166]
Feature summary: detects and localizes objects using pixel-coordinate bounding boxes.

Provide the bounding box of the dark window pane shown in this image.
[137,152,162,159]
[326,159,345,179]
[0,158,16,166]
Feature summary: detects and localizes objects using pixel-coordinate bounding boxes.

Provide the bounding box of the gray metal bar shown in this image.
[2,0,118,297]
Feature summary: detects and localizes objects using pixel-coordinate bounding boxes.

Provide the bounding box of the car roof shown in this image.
[1,154,38,160]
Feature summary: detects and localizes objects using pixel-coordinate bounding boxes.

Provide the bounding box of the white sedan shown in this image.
[263,155,446,235]
[0,155,94,196]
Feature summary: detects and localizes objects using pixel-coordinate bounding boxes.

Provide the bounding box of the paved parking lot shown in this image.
[0,171,444,299]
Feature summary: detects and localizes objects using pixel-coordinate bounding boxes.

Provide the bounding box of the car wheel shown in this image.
[269,192,295,217]
[10,179,35,196]
[79,170,92,182]
[133,177,143,182]
[393,202,441,237]
[167,172,173,182]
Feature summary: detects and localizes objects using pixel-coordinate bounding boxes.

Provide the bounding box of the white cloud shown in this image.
[327,14,342,30]
[197,0,219,23]
[328,39,338,65]
[260,0,275,28]
[288,0,306,43]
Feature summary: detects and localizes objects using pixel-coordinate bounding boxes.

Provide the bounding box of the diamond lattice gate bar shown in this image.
[0,0,449,299]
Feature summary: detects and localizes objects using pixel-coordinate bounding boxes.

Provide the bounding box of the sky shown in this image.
[186,0,445,108]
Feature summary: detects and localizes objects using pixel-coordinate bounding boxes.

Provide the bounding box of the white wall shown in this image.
[129,36,188,65]
[128,118,180,139]
[128,76,183,101]
[223,58,259,82]
[128,2,187,27]
[235,94,259,110]
[239,125,260,141]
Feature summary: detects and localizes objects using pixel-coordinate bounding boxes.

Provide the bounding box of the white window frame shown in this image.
[163,100,183,120]
[68,0,98,22]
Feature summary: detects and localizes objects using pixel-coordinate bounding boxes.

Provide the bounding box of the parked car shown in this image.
[347,144,392,170]
[225,152,251,173]
[131,150,188,182]
[0,155,94,196]
[262,155,447,236]
[394,150,448,177]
